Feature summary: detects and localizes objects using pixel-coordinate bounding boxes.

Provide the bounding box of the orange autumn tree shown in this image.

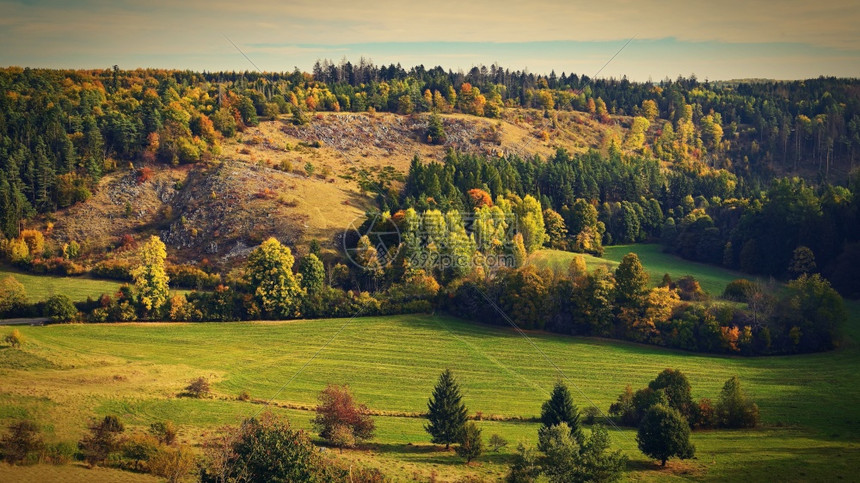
[312,384,375,451]
[467,188,493,208]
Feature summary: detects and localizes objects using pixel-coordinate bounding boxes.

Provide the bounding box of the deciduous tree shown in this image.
[246,237,303,318]
[131,235,170,314]
[455,422,483,463]
[636,404,694,466]
[312,384,375,449]
[614,253,649,308]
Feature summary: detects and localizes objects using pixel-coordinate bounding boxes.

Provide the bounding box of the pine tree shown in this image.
[540,381,583,441]
[425,369,468,449]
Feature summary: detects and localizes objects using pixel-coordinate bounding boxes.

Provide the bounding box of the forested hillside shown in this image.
[2,65,859,239]
[0,65,859,300]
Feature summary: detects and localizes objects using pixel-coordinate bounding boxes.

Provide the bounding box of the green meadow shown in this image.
[0,266,125,304]
[0,246,857,481]
[529,244,766,295]
[2,305,859,481]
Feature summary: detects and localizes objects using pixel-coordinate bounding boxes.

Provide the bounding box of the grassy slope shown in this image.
[1,306,859,481]
[1,245,857,480]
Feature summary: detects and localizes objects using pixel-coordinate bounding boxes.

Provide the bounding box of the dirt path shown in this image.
[0,317,49,325]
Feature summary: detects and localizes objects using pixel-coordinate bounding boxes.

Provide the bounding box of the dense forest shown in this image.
[1,64,859,241]
[397,149,860,296]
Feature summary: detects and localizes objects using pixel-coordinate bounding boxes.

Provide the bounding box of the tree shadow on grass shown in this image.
[365,442,515,467]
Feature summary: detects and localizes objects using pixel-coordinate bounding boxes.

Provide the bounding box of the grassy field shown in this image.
[0,266,125,303]
[530,244,768,296]
[1,247,857,481]
[0,266,193,305]
[1,301,859,481]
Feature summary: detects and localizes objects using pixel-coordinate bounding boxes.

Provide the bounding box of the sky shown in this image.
[1,0,859,81]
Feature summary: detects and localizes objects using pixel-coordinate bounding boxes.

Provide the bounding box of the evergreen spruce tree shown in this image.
[540,381,583,441]
[425,369,468,449]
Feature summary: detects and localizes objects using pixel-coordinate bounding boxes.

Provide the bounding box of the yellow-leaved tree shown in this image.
[246,237,303,319]
[132,235,170,314]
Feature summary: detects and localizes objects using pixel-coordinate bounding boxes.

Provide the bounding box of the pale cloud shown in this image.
[0,0,858,79]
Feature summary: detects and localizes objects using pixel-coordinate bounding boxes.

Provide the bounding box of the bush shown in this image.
[506,443,541,482]
[237,391,251,402]
[44,294,78,323]
[538,422,627,482]
[30,257,85,275]
[1,420,43,465]
[488,433,508,452]
[675,276,707,301]
[184,377,211,398]
[121,433,159,471]
[149,421,177,446]
[91,259,133,281]
[455,422,483,463]
[4,328,24,349]
[715,376,759,428]
[149,445,196,482]
[609,385,637,426]
[166,264,220,289]
[79,415,125,467]
[41,441,76,465]
[723,279,755,302]
[691,398,718,429]
[582,406,602,425]
[199,412,335,482]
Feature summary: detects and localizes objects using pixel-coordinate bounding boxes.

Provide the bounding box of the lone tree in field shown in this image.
[715,376,759,428]
[426,111,447,145]
[636,404,695,466]
[540,381,583,441]
[132,235,170,314]
[184,377,211,398]
[312,384,375,450]
[425,369,469,449]
[1,420,43,464]
[79,415,125,467]
[246,237,303,318]
[614,252,649,307]
[455,421,483,463]
[4,329,23,349]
